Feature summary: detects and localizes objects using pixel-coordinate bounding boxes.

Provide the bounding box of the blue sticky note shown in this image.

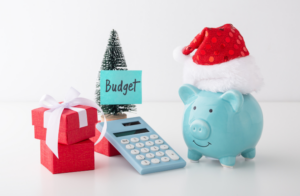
[100,70,142,105]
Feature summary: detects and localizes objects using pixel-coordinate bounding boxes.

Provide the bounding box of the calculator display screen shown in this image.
[113,128,149,137]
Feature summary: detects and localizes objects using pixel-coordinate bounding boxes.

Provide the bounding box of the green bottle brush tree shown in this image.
[95,29,136,116]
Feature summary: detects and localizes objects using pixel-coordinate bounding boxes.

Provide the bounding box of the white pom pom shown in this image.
[173,46,190,64]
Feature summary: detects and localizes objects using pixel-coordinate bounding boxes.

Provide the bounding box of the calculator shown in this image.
[96,117,186,175]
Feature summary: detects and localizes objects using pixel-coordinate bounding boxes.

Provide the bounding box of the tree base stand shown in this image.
[90,113,127,157]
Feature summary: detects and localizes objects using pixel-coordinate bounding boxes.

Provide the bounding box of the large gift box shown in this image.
[32,105,98,145]
[32,87,107,174]
[40,139,94,174]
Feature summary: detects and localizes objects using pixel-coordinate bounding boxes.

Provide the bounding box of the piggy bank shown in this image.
[179,84,263,168]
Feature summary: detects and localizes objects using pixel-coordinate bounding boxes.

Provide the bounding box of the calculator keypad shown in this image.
[131,138,139,143]
[136,155,145,160]
[131,149,140,155]
[145,141,154,146]
[136,143,144,148]
[121,139,129,144]
[165,150,179,160]
[126,144,135,149]
[155,139,164,145]
[150,134,158,139]
[140,136,149,141]
[141,160,150,166]
[121,134,180,166]
[160,145,169,150]
[141,148,149,153]
[161,157,170,162]
[151,158,160,164]
[146,153,155,158]
[156,151,164,157]
[150,146,159,151]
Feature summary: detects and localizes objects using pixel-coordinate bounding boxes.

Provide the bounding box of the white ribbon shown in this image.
[39,87,107,158]
[43,106,88,129]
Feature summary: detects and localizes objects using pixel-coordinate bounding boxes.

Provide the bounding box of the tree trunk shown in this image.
[101,113,127,122]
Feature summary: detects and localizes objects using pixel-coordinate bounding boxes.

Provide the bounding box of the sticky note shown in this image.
[100,70,142,105]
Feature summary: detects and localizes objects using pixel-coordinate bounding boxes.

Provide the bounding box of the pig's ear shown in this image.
[221,90,244,112]
[179,84,200,105]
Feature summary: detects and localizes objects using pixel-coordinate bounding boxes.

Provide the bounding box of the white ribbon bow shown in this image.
[39,87,107,158]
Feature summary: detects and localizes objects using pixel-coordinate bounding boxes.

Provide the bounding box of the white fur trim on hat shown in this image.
[174,46,263,94]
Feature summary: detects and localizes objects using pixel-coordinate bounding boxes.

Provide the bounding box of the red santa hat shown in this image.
[173,24,263,94]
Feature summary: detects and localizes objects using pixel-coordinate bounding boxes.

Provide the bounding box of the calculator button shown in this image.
[131,149,140,155]
[155,139,164,145]
[141,160,150,166]
[141,148,149,153]
[140,136,149,141]
[131,137,139,143]
[136,155,145,160]
[151,158,160,164]
[161,157,170,162]
[146,153,155,158]
[126,144,134,149]
[150,134,159,139]
[121,139,129,144]
[150,146,159,151]
[165,150,179,160]
[145,141,154,146]
[160,145,169,150]
[156,151,165,157]
[135,143,144,148]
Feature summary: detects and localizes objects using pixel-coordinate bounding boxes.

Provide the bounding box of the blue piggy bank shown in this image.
[179,84,263,168]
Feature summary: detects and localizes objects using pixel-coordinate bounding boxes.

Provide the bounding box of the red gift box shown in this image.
[90,121,120,157]
[32,105,98,145]
[40,139,94,174]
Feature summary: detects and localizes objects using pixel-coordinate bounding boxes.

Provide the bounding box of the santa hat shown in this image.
[173,24,263,94]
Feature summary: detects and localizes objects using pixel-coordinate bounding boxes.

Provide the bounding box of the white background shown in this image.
[0,0,300,102]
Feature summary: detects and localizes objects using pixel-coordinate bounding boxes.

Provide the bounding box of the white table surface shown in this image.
[0,102,299,196]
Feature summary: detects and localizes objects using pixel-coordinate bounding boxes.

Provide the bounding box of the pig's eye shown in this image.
[193,106,196,110]
[209,109,213,113]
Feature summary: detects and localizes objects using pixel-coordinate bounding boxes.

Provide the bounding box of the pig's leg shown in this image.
[241,148,256,159]
[188,149,202,163]
[219,157,236,168]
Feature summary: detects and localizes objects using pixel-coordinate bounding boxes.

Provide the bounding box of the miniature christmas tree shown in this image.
[95,29,136,115]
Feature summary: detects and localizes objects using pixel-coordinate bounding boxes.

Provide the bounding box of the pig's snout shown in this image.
[190,120,211,140]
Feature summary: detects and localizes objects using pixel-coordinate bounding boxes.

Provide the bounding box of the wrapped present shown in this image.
[32,105,97,145]
[90,121,120,156]
[40,139,94,174]
[33,87,107,158]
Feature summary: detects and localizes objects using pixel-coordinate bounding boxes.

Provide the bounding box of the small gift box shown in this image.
[40,139,94,174]
[90,121,120,156]
[32,105,97,145]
